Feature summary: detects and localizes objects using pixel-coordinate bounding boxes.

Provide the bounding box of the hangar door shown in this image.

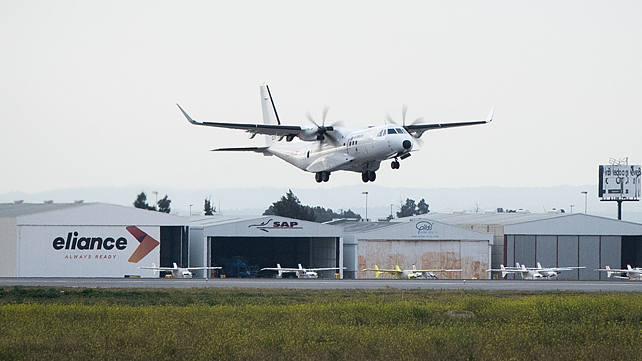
[160,226,189,268]
[209,236,339,278]
[357,239,488,279]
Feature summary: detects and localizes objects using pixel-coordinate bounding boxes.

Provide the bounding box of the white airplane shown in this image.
[260,263,344,279]
[138,263,222,278]
[177,84,494,183]
[594,265,642,280]
[487,263,585,280]
[362,264,462,279]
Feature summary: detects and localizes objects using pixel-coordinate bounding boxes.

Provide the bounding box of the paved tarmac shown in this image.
[1,278,642,292]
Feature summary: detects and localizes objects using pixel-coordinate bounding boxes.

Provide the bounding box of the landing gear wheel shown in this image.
[315,173,323,183]
[322,171,330,182]
[368,171,376,182]
[391,160,400,169]
[362,172,369,183]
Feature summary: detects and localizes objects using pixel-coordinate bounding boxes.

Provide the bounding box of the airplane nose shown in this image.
[403,139,412,150]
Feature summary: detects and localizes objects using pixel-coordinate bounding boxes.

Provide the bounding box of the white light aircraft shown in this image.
[139,263,222,278]
[177,84,494,183]
[362,264,462,279]
[488,263,585,280]
[594,265,642,280]
[260,263,344,279]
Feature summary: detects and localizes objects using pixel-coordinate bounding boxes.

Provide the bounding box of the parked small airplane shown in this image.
[362,264,462,279]
[488,263,585,280]
[178,84,494,183]
[260,263,344,279]
[594,265,642,280]
[138,263,221,278]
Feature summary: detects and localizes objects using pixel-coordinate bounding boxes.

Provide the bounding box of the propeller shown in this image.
[306,106,341,146]
[387,105,425,146]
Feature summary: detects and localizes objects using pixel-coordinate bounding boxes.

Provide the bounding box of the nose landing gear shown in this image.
[391,159,400,169]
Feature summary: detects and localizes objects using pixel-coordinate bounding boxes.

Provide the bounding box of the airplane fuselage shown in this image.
[266,124,413,175]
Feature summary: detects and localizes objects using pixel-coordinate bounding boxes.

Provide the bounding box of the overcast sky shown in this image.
[2,1,641,202]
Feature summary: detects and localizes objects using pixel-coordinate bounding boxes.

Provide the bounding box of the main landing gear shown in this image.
[391,159,400,169]
[315,171,330,183]
[361,171,376,183]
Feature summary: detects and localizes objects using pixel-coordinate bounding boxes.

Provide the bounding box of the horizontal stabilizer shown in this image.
[211,147,269,153]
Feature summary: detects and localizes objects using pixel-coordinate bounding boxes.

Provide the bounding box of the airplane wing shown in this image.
[177,104,306,138]
[404,105,495,138]
[362,268,402,274]
[307,267,345,272]
[260,267,300,272]
[411,269,462,273]
[138,266,175,271]
[544,266,585,272]
[185,267,222,270]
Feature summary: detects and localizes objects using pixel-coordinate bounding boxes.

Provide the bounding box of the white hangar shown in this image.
[400,212,642,280]
[340,219,493,279]
[0,202,189,278]
[188,215,344,278]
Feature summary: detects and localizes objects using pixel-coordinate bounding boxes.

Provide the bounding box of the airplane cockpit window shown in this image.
[387,128,397,134]
[395,128,405,134]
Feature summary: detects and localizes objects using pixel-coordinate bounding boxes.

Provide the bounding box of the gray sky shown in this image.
[2,1,641,198]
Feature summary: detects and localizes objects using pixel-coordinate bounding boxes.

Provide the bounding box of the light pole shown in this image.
[189,204,193,216]
[581,191,588,214]
[570,204,574,213]
[362,192,369,222]
[390,204,394,219]
[152,191,158,206]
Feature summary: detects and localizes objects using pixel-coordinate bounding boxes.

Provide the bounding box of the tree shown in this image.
[157,195,171,214]
[416,198,430,215]
[396,198,430,218]
[204,196,215,216]
[263,189,316,222]
[133,192,156,211]
[397,198,417,218]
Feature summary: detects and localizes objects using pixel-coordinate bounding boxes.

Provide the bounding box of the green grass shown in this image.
[1,287,642,360]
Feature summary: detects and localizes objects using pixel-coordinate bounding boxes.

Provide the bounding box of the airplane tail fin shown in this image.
[500,265,508,278]
[537,262,543,269]
[260,84,280,147]
[374,265,382,278]
[606,265,614,278]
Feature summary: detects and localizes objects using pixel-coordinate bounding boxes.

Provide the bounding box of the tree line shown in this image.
[133,190,431,223]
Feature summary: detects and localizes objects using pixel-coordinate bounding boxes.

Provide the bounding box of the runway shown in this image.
[1,278,642,292]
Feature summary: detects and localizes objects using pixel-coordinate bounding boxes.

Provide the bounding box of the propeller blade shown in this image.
[306,111,319,126]
[402,104,408,127]
[322,106,330,126]
[385,113,397,125]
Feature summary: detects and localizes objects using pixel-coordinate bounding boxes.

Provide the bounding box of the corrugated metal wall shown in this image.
[505,235,622,280]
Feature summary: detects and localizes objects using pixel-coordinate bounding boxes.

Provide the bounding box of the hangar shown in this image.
[188,215,344,278]
[340,219,493,279]
[401,212,642,280]
[0,202,189,277]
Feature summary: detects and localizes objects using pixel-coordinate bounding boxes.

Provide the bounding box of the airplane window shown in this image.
[387,128,397,134]
[396,128,405,134]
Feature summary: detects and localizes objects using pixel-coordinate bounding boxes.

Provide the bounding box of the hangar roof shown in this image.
[1,203,188,226]
[190,215,344,237]
[0,203,81,218]
[341,218,493,242]
[395,212,642,236]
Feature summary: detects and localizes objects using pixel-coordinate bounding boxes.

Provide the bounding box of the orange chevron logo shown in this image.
[126,226,159,263]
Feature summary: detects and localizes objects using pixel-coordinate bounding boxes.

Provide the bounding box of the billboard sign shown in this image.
[17,225,160,277]
[598,165,641,200]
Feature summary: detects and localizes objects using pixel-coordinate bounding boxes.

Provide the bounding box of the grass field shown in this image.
[1,287,642,360]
